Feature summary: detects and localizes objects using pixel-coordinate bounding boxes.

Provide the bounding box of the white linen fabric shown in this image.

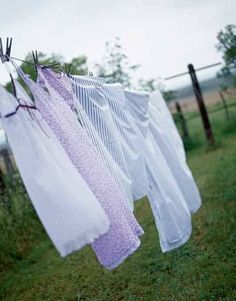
[125,89,192,252]
[0,83,110,257]
[129,89,201,213]
[149,90,186,162]
[148,99,201,213]
[103,84,148,200]
[91,81,148,201]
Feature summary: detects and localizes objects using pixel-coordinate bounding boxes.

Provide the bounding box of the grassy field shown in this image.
[0,103,236,301]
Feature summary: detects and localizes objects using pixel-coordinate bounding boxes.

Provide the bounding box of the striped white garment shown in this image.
[70,76,133,208]
[72,92,134,211]
[57,78,134,210]
[97,82,148,201]
[125,90,192,252]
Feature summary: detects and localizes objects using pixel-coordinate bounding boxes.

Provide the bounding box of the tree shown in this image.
[161,89,176,103]
[216,24,236,69]
[216,24,236,88]
[96,37,140,88]
[68,56,88,75]
[137,78,160,92]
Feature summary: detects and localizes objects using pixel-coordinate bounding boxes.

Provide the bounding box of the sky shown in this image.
[0,0,235,92]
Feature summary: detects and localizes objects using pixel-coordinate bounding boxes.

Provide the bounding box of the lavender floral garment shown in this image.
[17,65,143,270]
[38,68,141,229]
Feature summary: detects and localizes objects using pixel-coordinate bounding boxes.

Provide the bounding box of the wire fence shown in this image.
[185,97,236,121]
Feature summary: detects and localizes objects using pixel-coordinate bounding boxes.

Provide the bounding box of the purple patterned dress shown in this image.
[19,66,143,269]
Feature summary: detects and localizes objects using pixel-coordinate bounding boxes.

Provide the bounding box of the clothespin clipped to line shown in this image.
[61,63,72,76]
[33,50,61,73]
[0,38,60,71]
[0,37,12,63]
[32,50,39,72]
[66,63,72,76]
[0,39,70,80]
[0,38,18,98]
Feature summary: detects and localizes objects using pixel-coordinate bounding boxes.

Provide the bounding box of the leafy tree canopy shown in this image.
[96,37,140,88]
[216,24,236,88]
[216,24,236,69]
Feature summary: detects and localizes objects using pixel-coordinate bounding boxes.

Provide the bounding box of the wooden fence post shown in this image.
[0,167,5,193]
[218,91,229,120]
[188,63,214,144]
[175,102,189,138]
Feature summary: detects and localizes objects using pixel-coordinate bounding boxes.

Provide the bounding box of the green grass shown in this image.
[0,103,236,301]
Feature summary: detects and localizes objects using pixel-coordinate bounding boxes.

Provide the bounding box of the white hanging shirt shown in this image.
[148,98,201,213]
[125,89,192,252]
[149,90,186,162]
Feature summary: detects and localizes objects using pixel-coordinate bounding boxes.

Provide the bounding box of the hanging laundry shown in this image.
[96,82,149,201]
[124,89,201,214]
[0,83,110,257]
[0,40,203,267]
[14,63,143,270]
[125,90,192,252]
[149,91,201,213]
[70,75,134,207]
[71,76,148,201]
[149,90,186,162]
[37,68,133,210]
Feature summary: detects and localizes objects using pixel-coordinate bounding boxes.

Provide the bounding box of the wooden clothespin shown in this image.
[0,37,13,63]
